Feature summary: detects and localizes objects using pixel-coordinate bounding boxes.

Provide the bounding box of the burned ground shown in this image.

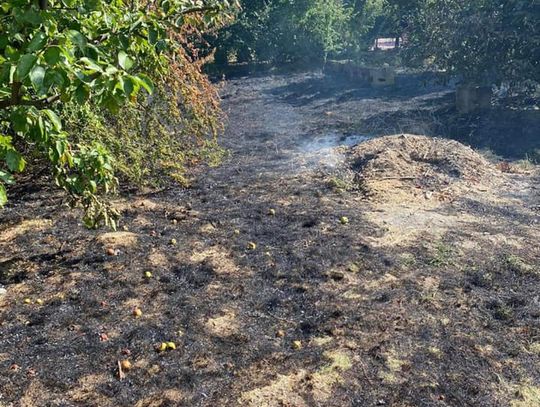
[0,71,539,406]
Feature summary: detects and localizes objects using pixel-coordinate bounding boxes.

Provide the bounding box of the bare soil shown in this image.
[1,72,539,407]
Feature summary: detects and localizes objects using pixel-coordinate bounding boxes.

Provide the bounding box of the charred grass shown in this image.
[0,72,539,406]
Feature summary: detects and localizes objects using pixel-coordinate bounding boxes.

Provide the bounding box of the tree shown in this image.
[301,0,353,63]
[211,0,353,65]
[348,0,388,51]
[0,0,238,228]
[402,0,540,85]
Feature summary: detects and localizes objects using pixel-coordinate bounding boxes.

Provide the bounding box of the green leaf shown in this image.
[135,74,154,94]
[0,35,8,50]
[0,135,12,149]
[85,43,99,61]
[83,0,100,12]
[36,116,46,140]
[5,150,26,173]
[10,110,28,132]
[123,76,135,96]
[43,109,62,131]
[0,63,11,84]
[15,54,38,80]
[44,46,62,65]
[20,10,42,26]
[74,85,90,104]
[67,30,87,50]
[43,68,70,90]
[79,57,103,73]
[118,51,134,71]
[29,65,46,91]
[0,170,14,185]
[55,139,66,158]
[0,183,6,207]
[27,32,48,53]
[114,76,125,92]
[118,35,130,51]
[8,65,16,82]
[155,39,167,52]
[105,66,119,76]
[148,28,158,44]
[4,45,20,61]
[89,180,97,193]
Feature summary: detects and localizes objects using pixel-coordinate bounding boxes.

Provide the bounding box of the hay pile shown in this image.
[348,135,501,202]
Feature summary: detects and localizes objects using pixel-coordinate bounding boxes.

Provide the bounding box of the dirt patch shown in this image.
[97,232,139,249]
[205,309,240,338]
[238,349,353,406]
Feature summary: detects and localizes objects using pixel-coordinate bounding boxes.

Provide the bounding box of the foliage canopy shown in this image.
[0,0,238,228]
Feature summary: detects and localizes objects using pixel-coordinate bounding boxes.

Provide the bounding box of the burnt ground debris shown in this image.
[0,71,539,406]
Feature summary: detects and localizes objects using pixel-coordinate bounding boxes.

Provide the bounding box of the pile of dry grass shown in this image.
[347,134,502,202]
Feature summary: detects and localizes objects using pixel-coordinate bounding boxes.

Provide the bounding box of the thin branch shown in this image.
[180,6,219,15]
[11,82,22,105]
[0,100,12,109]
[50,7,78,11]
[0,94,61,110]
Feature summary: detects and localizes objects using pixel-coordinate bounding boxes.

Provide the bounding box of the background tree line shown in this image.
[211,0,540,86]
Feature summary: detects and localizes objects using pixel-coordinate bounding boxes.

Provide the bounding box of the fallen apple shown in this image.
[133,308,143,317]
[268,208,276,216]
[35,299,43,305]
[292,340,302,350]
[247,242,257,250]
[170,238,177,246]
[157,342,168,352]
[144,271,153,279]
[166,342,176,350]
[120,360,132,371]
[340,216,349,225]
[106,248,117,256]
